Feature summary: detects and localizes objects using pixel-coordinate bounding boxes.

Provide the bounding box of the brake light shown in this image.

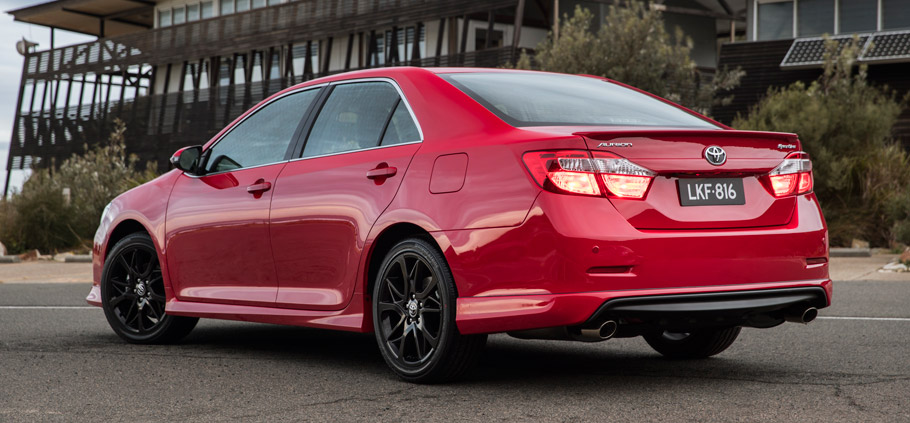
[765,152,813,197]
[548,171,601,196]
[522,150,655,199]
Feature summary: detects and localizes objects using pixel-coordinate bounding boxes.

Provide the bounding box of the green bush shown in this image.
[734,37,910,247]
[513,1,743,115]
[0,119,157,254]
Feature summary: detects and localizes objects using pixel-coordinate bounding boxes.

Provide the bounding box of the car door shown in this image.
[165,87,322,306]
[269,80,423,310]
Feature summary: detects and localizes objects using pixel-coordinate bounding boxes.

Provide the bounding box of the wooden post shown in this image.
[553,0,559,41]
[345,33,355,70]
[512,0,526,62]
[485,10,495,49]
[435,18,446,65]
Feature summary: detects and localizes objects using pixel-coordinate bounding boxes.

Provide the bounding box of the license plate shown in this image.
[677,178,745,206]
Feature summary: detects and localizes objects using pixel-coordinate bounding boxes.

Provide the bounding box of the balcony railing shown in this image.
[22,0,519,80]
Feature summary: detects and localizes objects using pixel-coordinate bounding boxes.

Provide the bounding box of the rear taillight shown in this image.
[522,150,656,199]
[765,152,813,197]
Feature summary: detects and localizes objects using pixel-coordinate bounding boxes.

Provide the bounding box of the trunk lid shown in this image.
[569,128,800,230]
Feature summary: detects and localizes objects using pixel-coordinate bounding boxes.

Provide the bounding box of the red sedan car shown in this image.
[88,67,830,383]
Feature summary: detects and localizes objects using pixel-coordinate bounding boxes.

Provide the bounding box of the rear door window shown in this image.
[303,82,407,157]
[380,101,421,146]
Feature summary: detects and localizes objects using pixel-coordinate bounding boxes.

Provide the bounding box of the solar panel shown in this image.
[780,34,870,69]
[861,30,910,63]
[781,29,910,69]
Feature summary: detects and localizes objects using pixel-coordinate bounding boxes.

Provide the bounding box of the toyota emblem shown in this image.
[704,146,726,166]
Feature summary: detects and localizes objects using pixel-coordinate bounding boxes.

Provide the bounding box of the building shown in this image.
[714,0,910,142]
[3,0,748,196]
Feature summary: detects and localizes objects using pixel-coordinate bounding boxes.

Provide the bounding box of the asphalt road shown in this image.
[1,281,908,422]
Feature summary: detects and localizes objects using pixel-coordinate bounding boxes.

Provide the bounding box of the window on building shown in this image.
[267,0,282,5]
[159,9,172,27]
[757,1,794,40]
[220,0,234,15]
[187,4,200,21]
[253,0,266,8]
[370,35,385,66]
[475,28,504,50]
[839,0,877,33]
[218,57,232,86]
[173,6,186,25]
[201,1,214,18]
[883,0,910,30]
[237,0,250,12]
[798,0,834,36]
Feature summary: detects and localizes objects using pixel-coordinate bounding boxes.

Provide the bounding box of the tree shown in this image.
[734,37,910,247]
[0,119,158,253]
[514,1,743,115]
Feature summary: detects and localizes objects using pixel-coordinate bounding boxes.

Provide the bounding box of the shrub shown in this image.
[513,1,743,115]
[734,37,910,247]
[0,119,157,254]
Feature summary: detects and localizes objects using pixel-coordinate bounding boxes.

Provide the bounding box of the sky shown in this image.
[0,0,94,195]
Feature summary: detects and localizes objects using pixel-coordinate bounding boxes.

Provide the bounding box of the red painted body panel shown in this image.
[269,143,421,310]
[165,164,285,306]
[89,67,830,338]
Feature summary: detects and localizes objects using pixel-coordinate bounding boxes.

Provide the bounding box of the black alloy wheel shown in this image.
[373,238,486,383]
[101,233,197,344]
[643,326,742,359]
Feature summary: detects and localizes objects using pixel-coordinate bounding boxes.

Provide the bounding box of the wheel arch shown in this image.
[105,219,152,261]
[365,222,453,299]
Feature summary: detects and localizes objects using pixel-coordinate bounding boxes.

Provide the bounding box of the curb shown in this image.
[830,248,872,258]
[0,256,22,263]
[64,255,93,263]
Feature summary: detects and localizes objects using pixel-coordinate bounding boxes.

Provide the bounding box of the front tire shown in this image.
[644,327,741,359]
[372,237,486,383]
[101,233,198,344]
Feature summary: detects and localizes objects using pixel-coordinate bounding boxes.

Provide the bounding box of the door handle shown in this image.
[247,180,272,194]
[366,166,397,180]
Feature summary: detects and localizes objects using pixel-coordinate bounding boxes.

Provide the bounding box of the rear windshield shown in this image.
[440,72,719,129]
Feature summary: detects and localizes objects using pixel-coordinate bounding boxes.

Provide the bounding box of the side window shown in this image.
[204,89,318,173]
[380,101,421,146]
[303,82,401,157]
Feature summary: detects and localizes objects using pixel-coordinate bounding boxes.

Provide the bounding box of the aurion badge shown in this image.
[704,146,726,166]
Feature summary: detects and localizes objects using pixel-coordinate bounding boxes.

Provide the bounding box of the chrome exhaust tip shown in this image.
[786,307,818,324]
[579,320,618,341]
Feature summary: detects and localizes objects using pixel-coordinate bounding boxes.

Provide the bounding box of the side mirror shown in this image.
[170,145,203,174]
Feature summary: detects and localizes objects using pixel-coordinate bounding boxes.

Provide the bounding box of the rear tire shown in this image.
[644,327,741,359]
[101,233,198,344]
[372,237,486,383]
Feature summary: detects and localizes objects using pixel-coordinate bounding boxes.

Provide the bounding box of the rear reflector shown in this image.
[522,150,655,199]
[765,151,813,197]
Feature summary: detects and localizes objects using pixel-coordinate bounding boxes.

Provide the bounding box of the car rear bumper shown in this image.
[455,279,831,334]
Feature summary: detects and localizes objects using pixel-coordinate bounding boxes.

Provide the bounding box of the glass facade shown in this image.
[755,0,910,39]
[201,1,214,18]
[883,0,910,30]
[758,2,794,40]
[839,0,877,33]
[187,4,200,21]
[798,0,834,36]
[158,9,171,27]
